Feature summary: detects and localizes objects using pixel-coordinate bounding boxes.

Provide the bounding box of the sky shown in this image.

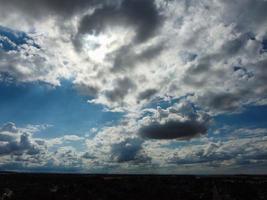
[0,0,267,174]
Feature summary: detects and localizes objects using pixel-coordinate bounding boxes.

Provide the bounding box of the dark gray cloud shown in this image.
[0,133,42,156]
[252,59,267,93]
[168,129,267,169]
[105,77,136,102]
[110,137,150,163]
[0,133,15,142]
[73,0,165,74]
[111,43,165,72]
[1,0,267,173]
[221,34,249,56]
[138,102,210,140]
[168,142,231,165]
[77,0,162,44]
[139,120,208,140]
[182,55,219,88]
[74,83,100,98]
[138,89,158,101]
[0,0,101,18]
[82,152,97,160]
[182,33,259,87]
[197,92,242,112]
[220,0,267,33]
[193,57,267,113]
[0,123,45,156]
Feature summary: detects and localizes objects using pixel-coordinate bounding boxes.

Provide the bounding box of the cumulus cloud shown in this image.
[82,152,96,160]
[104,77,136,103]
[0,122,18,133]
[0,122,45,156]
[1,0,267,172]
[168,134,267,168]
[197,92,242,112]
[138,101,210,139]
[76,0,162,45]
[83,118,154,166]
[138,88,158,101]
[1,0,266,114]
[0,0,100,19]
[139,120,207,140]
[111,137,150,163]
[0,123,92,171]
[77,0,267,113]
[0,26,70,85]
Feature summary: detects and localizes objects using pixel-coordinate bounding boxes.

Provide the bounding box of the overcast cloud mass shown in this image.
[0,0,267,174]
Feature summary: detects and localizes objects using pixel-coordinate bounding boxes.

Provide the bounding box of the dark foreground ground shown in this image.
[0,173,267,200]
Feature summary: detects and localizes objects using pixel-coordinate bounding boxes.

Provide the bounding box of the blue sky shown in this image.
[0,80,122,138]
[0,0,267,174]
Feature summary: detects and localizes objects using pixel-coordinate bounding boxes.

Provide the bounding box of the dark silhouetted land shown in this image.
[0,173,267,200]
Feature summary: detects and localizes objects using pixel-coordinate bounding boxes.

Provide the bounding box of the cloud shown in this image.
[1,0,266,114]
[1,0,267,173]
[155,125,267,170]
[76,0,162,45]
[104,77,136,103]
[0,123,90,170]
[82,152,96,160]
[52,147,83,167]
[75,0,267,113]
[73,0,165,82]
[0,122,18,133]
[0,122,46,156]
[138,101,210,140]
[62,135,83,142]
[0,0,100,19]
[0,26,35,51]
[138,89,158,101]
[44,135,84,148]
[111,42,165,72]
[111,137,150,163]
[0,26,68,85]
[168,135,267,168]
[139,120,208,140]
[197,92,242,112]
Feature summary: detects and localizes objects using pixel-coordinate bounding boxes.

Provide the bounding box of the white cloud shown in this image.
[1,0,266,115]
[137,101,210,139]
[1,0,267,173]
[0,122,46,156]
